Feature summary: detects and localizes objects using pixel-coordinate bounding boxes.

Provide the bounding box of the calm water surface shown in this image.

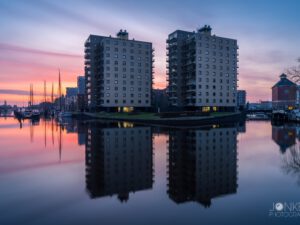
[0,117,300,225]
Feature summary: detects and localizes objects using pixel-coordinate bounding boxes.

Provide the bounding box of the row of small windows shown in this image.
[106,79,148,84]
[198,70,236,76]
[105,129,149,135]
[198,50,236,58]
[105,93,149,98]
[198,99,236,103]
[105,53,150,61]
[198,92,235,97]
[106,60,150,67]
[106,67,150,73]
[103,87,150,92]
[198,64,236,71]
[198,57,235,64]
[105,47,150,55]
[103,99,150,104]
[197,36,235,45]
[105,39,150,48]
[198,43,234,51]
[198,78,235,83]
[198,130,236,136]
[105,73,150,79]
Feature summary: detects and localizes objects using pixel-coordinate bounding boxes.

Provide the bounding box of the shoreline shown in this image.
[73,111,244,126]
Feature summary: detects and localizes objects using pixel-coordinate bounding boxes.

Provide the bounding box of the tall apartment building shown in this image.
[167,25,238,112]
[85,30,153,112]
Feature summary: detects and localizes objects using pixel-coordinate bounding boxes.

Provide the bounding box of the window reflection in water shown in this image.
[85,122,153,202]
[167,124,239,207]
[83,120,245,206]
[272,123,300,185]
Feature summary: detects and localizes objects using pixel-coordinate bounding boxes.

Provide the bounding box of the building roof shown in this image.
[272,73,296,88]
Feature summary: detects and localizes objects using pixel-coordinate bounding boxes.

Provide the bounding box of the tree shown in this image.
[286,58,300,83]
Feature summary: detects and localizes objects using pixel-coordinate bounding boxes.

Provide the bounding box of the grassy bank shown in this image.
[80,111,240,121]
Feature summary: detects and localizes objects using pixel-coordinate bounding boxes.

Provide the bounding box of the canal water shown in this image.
[0,117,300,225]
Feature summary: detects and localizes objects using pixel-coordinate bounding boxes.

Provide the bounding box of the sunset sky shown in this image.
[1,0,300,106]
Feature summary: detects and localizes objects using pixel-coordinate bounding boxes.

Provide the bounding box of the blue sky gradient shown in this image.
[0,0,300,104]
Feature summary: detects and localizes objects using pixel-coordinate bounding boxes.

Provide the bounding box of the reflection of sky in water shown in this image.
[0,118,300,225]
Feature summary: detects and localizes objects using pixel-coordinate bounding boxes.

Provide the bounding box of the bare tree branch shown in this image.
[282,144,300,186]
[285,59,300,84]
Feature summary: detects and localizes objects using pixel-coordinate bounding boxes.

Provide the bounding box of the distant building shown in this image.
[85,30,153,112]
[166,25,238,112]
[77,76,85,94]
[237,90,246,109]
[65,87,78,111]
[272,73,297,110]
[152,88,168,112]
[66,87,78,98]
[296,85,300,107]
[248,101,272,111]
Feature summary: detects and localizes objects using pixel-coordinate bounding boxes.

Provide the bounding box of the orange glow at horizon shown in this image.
[0,43,167,105]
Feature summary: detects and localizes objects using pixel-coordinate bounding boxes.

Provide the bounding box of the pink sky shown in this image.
[1,1,300,106]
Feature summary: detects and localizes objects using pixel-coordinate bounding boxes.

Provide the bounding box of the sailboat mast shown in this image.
[44,81,46,103]
[29,83,34,107]
[44,80,47,111]
[58,70,62,111]
[29,84,31,107]
[51,83,54,103]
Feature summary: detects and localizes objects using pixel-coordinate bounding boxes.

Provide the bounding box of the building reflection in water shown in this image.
[272,124,296,154]
[167,124,239,208]
[85,122,153,202]
[271,123,300,185]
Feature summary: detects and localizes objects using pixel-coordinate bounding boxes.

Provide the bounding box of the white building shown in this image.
[167,25,238,112]
[85,30,153,112]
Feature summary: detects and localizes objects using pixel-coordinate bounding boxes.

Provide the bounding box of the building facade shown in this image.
[272,73,297,110]
[85,30,153,112]
[237,90,246,109]
[65,87,78,111]
[77,76,85,94]
[167,25,238,112]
